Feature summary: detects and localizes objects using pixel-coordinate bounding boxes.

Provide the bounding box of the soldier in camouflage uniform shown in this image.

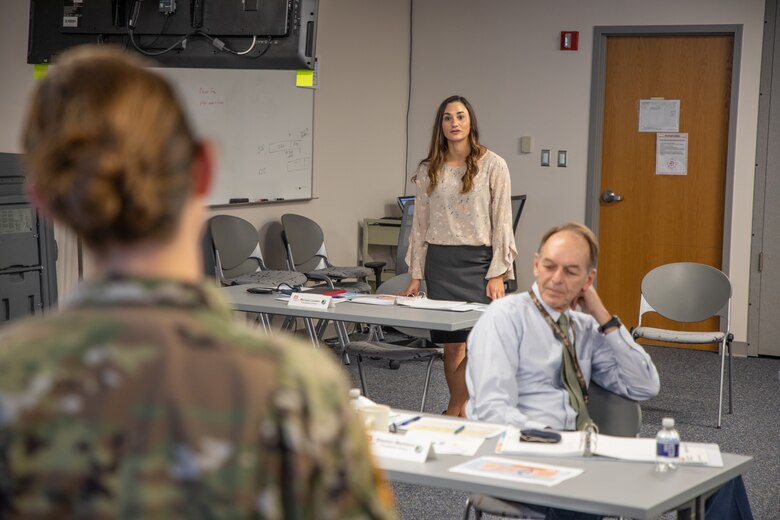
[0,45,396,519]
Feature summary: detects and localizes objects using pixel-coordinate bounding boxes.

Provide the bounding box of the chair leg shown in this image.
[315,319,329,339]
[463,496,473,520]
[367,324,380,342]
[420,356,436,413]
[717,337,726,428]
[357,354,368,398]
[727,335,733,414]
[281,315,295,331]
[335,322,351,365]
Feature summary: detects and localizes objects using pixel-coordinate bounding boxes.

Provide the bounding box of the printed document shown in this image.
[450,456,583,487]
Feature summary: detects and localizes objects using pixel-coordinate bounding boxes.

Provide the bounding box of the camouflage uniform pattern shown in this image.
[0,277,396,519]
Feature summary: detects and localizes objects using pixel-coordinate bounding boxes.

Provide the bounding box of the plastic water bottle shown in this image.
[349,388,362,410]
[655,417,680,472]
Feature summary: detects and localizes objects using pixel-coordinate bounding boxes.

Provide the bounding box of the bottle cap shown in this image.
[662,417,675,428]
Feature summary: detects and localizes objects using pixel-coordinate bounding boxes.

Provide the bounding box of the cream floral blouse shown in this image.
[405,149,518,280]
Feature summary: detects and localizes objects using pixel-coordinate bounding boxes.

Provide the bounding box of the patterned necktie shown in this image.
[558,313,591,430]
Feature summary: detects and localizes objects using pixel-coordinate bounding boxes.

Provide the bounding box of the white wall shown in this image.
[408,0,765,342]
[0,0,35,152]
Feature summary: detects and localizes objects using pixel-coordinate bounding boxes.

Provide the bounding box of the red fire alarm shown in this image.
[560,31,579,51]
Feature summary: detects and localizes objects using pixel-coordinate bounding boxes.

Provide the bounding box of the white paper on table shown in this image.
[404,430,485,456]
[593,437,722,467]
[348,295,398,306]
[450,456,583,487]
[593,436,723,467]
[395,297,469,311]
[451,303,490,312]
[679,443,723,467]
[590,435,657,462]
[404,417,506,439]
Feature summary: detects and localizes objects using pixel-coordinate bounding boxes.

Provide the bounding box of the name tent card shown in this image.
[288,292,332,309]
[367,431,433,463]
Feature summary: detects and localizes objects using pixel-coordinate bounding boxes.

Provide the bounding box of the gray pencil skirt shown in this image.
[424,244,492,344]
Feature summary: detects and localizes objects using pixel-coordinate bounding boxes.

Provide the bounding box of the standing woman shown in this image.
[404,95,517,417]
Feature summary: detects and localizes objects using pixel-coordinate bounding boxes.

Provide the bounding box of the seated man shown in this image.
[467,222,659,429]
[466,222,752,520]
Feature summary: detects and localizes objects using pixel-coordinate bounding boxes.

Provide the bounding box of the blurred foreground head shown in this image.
[21,45,203,254]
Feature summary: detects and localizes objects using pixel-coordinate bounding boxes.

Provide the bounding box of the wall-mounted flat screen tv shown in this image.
[28,0,317,70]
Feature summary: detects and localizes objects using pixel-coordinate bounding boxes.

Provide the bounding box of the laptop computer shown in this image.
[383,196,415,220]
[397,195,415,211]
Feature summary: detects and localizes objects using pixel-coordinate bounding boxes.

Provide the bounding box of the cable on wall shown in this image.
[403,0,414,196]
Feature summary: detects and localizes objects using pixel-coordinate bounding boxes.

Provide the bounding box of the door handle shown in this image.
[601,190,623,203]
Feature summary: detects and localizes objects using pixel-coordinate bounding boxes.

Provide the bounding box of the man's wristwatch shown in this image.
[598,315,621,334]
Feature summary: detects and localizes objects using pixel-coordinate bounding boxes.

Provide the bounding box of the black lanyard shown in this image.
[528,288,589,403]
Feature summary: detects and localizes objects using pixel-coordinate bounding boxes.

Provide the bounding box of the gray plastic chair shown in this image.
[388,203,430,341]
[395,200,416,275]
[206,215,307,288]
[463,383,642,520]
[631,262,733,428]
[374,272,433,346]
[341,274,443,412]
[504,194,526,294]
[281,213,372,293]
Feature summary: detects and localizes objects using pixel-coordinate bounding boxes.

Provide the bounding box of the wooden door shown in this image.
[598,35,733,350]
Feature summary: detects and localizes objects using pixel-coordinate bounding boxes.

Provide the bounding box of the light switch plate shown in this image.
[557,150,567,167]
[541,149,550,167]
[520,136,533,154]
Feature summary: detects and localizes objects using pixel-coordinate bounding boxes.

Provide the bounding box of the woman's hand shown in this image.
[485,276,506,301]
[401,278,421,297]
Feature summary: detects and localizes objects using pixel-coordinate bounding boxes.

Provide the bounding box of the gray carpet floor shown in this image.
[333,339,780,519]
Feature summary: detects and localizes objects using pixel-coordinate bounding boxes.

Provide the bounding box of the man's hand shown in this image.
[401,278,421,297]
[486,276,506,301]
[571,286,612,326]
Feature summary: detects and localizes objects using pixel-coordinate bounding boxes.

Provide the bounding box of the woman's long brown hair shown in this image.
[419,95,484,195]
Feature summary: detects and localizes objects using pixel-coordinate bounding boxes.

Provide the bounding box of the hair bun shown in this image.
[22,47,197,251]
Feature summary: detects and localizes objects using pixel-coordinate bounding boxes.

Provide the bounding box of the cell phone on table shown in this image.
[520,429,561,443]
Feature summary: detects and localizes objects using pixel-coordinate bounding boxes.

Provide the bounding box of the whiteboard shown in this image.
[157,68,313,206]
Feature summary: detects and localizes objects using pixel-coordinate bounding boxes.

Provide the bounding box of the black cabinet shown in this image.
[0,153,57,326]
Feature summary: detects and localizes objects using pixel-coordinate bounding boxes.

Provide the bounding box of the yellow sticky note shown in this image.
[296,69,313,88]
[33,64,48,80]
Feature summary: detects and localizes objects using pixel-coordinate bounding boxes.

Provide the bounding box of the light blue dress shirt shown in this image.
[466,283,660,430]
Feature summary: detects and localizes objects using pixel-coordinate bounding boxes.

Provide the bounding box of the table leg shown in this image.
[304,317,319,348]
[259,313,272,334]
[677,495,706,519]
[336,321,352,364]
